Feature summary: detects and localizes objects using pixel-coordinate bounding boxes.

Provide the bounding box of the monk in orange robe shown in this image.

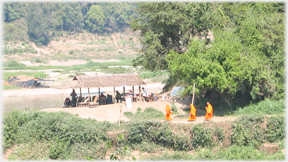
[165,105,173,120]
[188,104,197,121]
[205,102,213,120]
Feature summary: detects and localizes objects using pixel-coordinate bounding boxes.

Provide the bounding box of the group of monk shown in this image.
[165,102,213,121]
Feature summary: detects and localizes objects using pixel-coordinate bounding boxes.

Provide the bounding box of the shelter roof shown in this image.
[13,75,35,82]
[63,73,146,89]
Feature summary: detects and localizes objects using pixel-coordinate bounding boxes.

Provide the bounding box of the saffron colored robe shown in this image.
[165,105,173,120]
[188,104,196,121]
[205,103,213,120]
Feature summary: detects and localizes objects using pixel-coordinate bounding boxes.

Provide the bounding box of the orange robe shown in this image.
[165,105,173,120]
[205,103,213,120]
[188,104,196,121]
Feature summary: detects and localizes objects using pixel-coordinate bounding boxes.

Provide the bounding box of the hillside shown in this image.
[4,30,141,67]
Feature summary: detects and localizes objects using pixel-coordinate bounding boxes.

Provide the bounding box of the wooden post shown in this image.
[114,86,116,103]
[80,88,82,97]
[88,88,90,102]
[191,82,195,105]
[119,105,122,125]
[123,87,125,95]
[98,87,100,96]
[139,85,141,101]
[132,86,134,94]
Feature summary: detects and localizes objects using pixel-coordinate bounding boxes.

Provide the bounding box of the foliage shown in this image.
[3,110,113,159]
[124,107,164,120]
[3,110,285,160]
[131,2,221,71]
[3,61,26,68]
[85,5,105,33]
[234,99,285,115]
[133,2,284,108]
[190,125,214,148]
[266,116,285,142]
[171,102,177,113]
[4,19,29,42]
[231,115,285,148]
[4,2,27,22]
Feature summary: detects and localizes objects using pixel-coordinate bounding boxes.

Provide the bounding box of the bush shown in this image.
[3,110,113,159]
[171,102,177,113]
[190,125,214,149]
[124,112,133,119]
[234,99,285,115]
[265,116,285,142]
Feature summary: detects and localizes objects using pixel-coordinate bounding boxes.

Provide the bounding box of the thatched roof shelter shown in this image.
[73,73,146,88]
[57,73,146,103]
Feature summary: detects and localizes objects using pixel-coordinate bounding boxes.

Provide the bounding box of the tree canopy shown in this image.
[164,2,284,106]
[3,2,138,45]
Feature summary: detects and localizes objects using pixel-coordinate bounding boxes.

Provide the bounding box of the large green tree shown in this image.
[131,2,223,71]
[4,2,27,22]
[165,2,284,107]
[85,5,105,33]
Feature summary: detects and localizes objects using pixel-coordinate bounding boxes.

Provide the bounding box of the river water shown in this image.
[3,94,66,114]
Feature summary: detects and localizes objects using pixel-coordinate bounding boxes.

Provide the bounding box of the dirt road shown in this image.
[41,100,238,124]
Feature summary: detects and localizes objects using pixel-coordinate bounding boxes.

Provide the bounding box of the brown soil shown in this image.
[258,143,280,154]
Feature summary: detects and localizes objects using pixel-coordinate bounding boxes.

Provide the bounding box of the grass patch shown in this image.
[124,107,164,120]
[139,71,169,82]
[3,71,48,79]
[3,85,22,90]
[142,145,284,160]
[233,99,285,115]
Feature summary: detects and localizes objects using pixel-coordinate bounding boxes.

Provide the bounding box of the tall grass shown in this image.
[143,145,284,160]
[233,99,285,115]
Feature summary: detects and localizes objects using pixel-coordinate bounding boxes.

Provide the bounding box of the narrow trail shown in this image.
[111,34,118,49]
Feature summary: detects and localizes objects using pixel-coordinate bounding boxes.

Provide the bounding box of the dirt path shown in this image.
[111,34,118,49]
[41,100,239,124]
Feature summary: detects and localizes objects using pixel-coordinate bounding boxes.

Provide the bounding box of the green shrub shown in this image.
[124,112,133,119]
[171,102,177,113]
[190,125,214,148]
[132,107,164,120]
[4,60,26,68]
[234,99,285,115]
[214,128,225,142]
[137,107,141,112]
[265,116,285,142]
[49,141,67,159]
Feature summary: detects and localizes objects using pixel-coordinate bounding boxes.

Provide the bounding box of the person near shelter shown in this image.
[165,105,173,120]
[70,89,77,107]
[142,87,148,102]
[116,91,121,103]
[205,102,213,120]
[188,104,197,121]
[100,93,106,97]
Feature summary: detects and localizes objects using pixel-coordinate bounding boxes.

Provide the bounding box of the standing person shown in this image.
[70,89,77,107]
[116,91,121,103]
[205,102,213,120]
[142,87,148,101]
[188,104,197,121]
[165,105,173,120]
